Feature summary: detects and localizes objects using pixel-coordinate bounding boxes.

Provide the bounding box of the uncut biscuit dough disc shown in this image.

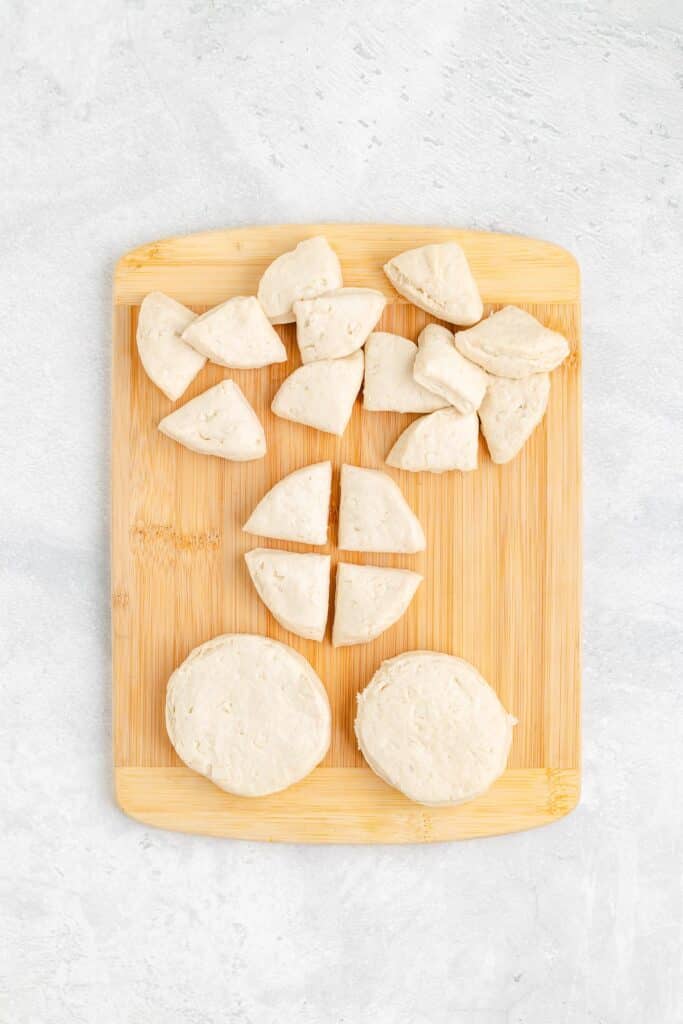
[355,651,515,806]
[166,634,331,797]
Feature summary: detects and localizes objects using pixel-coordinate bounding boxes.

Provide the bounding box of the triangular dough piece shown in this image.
[455,306,569,378]
[363,333,448,413]
[257,237,343,324]
[245,548,331,641]
[478,373,550,464]
[383,242,483,326]
[159,380,266,461]
[294,288,386,363]
[136,291,206,401]
[271,350,363,436]
[181,296,286,368]
[243,462,332,545]
[386,409,478,473]
[414,323,488,414]
[332,563,422,647]
[338,464,425,553]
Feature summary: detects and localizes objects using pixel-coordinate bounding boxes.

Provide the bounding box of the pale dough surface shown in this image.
[181,295,286,368]
[455,305,569,378]
[166,634,331,797]
[338,464,426,553]
[244,549,331,642]
[271,350,363,435]
[257,236,343,324]
[355,650,515,806]
[386,408,479,473]
[136,291,206,401]
[383,242,483,326]
[294,287,385,363]
[243,461,332,545]
[158,380,266,460]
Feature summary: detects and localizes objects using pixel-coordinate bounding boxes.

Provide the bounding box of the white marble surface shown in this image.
[1,1,682,1021]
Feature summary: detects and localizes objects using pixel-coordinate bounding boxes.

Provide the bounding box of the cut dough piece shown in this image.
[294,287,386,363]
[386,408,479,473]
[257,236,343,324]
[363,333,448,413]
[243,461,332,545]
[338,464,425,553]
[166,634,330,796]
[383,242,483,326]
[414,323,488,414]
[136,291,206,401]
[245,548,330,642]
[479,372,550,464]
[454,305,570,378]
[158,380,266,461]
[355,651,515,806]
[181,295,286,368]
[332,563,422,647]
[271,350,363,436]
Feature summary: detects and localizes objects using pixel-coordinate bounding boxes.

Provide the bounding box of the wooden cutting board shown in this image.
[112,224,581,842]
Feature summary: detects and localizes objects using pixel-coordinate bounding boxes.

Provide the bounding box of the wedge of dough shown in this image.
[383,242,483,326]
[136,291,206,401]
[243,461,332,545]
[271,350,363,436]
[181,295,286,368]
[166,634,330,796]
[355,651,515,806]
[332,563,422,647]
[386,408,479,474]
[338,464,426,553]
[363,333,448,413]
[245,548,330,642]
[294,287,386,363]
[414,323,488,414]
[479,372,550,464]
[158,380,266,461]
[454,305,570,378]
[257,236,343,324]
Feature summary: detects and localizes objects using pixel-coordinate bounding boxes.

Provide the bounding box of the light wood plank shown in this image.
[111,223,581,841]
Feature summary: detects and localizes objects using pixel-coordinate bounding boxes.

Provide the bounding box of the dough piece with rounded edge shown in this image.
[454,305,569,378]
[243,461,332,545]
[414,323,488,415]
[257,236,343,324]
[386,408,478,474]
[181,295,286,368]
[332,563,422,647]
[245,548,330,642]
[355,650,516,806]
[166,633,330,797]
[293,287,386,363]
[271,350,363,436]
[159,380,266,461]
[383,242,483,326]
[338,464,425,553]
[136,291,206,401]
[363,332,448,413]
[479,372,550,464]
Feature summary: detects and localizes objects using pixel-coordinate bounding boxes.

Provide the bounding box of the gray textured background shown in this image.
[1,1,682,1022]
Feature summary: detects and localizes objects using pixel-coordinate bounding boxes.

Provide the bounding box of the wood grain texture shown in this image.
[112,223,581,842]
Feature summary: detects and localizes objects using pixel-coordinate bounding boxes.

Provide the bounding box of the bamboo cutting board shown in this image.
[112,224,581,842]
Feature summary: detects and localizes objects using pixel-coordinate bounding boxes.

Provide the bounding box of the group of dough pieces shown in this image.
[137,235,569,469]
[243,462,424,645]
[135,234,563,808]
[167,634,515,806]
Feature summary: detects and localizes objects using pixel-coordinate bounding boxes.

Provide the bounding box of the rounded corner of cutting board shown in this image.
[113,767,582,843]
[113,223,581,306]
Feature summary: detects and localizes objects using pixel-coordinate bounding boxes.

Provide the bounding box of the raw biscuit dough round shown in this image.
[166,634,331,796]
[355,651,515,806]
